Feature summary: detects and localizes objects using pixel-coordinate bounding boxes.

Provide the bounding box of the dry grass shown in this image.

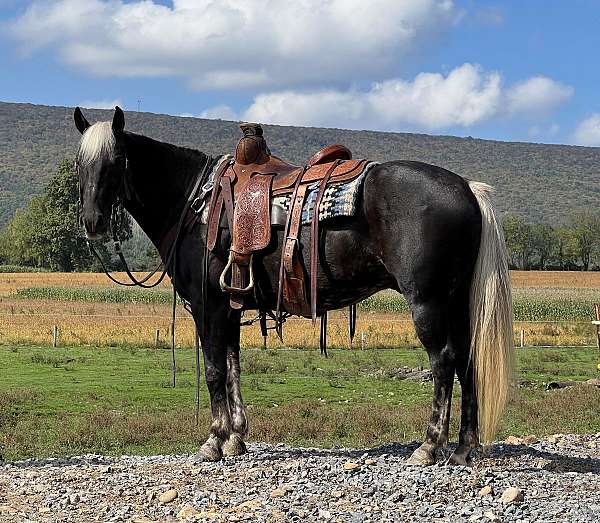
[1,271,599,348]
[2,387,599,460]
[510,270,600,289]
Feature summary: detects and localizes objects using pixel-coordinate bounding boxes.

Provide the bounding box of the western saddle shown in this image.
[206,123,368,333]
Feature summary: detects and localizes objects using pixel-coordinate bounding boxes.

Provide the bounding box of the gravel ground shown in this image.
[2,434,600,523]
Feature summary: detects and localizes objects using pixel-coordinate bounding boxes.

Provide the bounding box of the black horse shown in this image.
[74,107,513,466]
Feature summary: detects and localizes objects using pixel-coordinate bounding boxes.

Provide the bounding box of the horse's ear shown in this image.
[112,106,125,134]
[74,107,91,134]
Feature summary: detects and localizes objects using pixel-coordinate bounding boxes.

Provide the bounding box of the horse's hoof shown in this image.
[222,433,247,457]
[196,441,223,462]
[446,450,472,467]
[406,446,436,466]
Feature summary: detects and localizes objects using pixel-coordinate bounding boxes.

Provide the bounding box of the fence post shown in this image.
[155,329,160,348]
[520,329,525,349]
[360,331,365,351]
[52,325,59,348]
[593,304,600,351]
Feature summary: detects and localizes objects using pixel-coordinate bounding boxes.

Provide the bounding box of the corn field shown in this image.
[0,271,598,348]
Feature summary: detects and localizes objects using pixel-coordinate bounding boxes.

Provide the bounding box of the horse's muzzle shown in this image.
[83,212,109,240]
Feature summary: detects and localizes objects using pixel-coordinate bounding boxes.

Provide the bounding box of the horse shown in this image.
[73,106,514,466]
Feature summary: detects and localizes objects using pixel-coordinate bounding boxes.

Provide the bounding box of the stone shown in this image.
[158,489,178,504]
[343,461,361,472]
[177,504,200,519]
[270,488,286,498]
[483,511,500,522]
[364,458,377,466]
[235,499,262,511]
[478,485,494,497]
[504,436,522,445]
[500,487,524,504]
[522,435,538,445]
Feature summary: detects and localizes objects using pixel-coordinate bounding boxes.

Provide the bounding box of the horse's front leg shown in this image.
[196,302,232,462]
[222,338,249,457]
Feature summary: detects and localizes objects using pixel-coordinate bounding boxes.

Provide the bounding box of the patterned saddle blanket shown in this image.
[272,161,379,225]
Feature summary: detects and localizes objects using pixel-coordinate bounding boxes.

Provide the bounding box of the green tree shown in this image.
[529,223,557,269]
[554,225,579,270]
[0,159,132,271]
[502,215,534,269]
[568,211,600,271]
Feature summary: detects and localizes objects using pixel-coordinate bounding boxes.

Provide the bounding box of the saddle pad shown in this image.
[272,161,379,225]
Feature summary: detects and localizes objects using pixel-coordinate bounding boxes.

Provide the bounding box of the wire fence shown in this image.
[1,311,598,350]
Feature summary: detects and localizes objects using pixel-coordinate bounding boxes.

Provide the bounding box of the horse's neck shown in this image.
[122,132,207,247]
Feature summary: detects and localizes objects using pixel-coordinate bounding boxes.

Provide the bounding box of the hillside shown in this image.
[1,101,599,228]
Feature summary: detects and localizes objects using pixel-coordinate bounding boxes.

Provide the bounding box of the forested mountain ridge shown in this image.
[1,101,599,228]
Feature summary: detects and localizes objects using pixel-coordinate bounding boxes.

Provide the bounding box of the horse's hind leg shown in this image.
[222,324,249,457]
[405,298,455,466]
[447,293,479,465]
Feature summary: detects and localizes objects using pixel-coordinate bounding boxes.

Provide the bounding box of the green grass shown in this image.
[0,265,49,273]
[0,343,599,460]
[15,286,173,304]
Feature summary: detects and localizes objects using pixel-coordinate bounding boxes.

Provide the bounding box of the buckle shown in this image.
[190,197,205,214]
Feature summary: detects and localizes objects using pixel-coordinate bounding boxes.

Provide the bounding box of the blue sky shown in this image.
[1,0,599,146]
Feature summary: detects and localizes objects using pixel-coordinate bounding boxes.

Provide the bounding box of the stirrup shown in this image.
[219,251,255,294]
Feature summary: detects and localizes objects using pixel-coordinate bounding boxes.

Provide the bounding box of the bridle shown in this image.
[77,153,217,289]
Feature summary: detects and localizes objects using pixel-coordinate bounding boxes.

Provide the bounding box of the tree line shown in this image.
[502,213,600,270]
[1,157,599,272]
[0,159,156,272]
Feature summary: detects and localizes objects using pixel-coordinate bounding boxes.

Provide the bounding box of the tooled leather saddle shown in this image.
[206,123,368,335]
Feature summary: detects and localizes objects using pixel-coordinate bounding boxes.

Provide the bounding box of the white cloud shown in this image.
[199,105,238,121]
[573,114,600,146]
[241,65,574,131]
[8,0,458,89]
[78,98,122,109]
[506,76,573,115]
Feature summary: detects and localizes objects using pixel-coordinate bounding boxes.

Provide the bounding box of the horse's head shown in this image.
[74,106,127,239]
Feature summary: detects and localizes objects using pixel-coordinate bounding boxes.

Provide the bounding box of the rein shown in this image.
[85,154,217,288]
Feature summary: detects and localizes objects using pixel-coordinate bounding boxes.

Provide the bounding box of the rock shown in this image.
[522,435,538,445]
[68,493,80,504]
[585,378,600,387]
[478,485,494,497]
[158,489,178,504]
[500,487,524,504]
[270,488,286,498]
[505,436,522,445]
[364,458,377,466]
[235,499,262,511]
[343,461,361,472]
[483,511,500,522]
[331,490,344,498]
[177,504,200,519]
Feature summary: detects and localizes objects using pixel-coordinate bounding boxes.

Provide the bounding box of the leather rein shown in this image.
[82,154,218,288]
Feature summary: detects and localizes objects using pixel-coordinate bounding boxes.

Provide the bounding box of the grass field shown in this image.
[0,271,599,459]
[0,343,599,460]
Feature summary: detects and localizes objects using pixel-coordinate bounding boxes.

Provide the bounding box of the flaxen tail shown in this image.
[468,181,515,445]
